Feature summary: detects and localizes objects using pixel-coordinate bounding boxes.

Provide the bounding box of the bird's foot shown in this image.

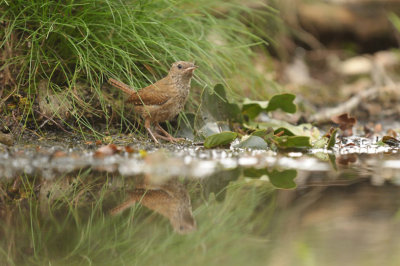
[153,132,184,143]
[155,124,185,143]
[145,127,160,144]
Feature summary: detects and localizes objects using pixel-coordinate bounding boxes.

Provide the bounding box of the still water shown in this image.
[0,138,399,265]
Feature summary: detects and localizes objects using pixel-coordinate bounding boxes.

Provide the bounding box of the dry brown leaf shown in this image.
[331,113,356,136]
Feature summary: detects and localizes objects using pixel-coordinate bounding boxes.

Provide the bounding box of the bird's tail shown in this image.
[108,78,134,95]
[110,197,137,215]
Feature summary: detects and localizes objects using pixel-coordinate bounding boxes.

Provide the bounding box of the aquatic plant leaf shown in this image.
[234,136,269,150]
[267,169,297,189]
[265,93,297,113]
[204,131,238,148]
[326,128,338,149]
[275,136,311,148]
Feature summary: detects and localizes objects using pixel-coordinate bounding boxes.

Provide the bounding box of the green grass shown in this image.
[0,0,276,137]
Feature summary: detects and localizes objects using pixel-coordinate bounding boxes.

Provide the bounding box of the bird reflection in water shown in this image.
[111,175,196,234]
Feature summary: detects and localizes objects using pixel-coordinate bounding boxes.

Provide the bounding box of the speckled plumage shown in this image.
[108,61,197,143]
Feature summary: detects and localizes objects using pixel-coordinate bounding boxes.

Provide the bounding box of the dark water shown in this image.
[1,139,400,265]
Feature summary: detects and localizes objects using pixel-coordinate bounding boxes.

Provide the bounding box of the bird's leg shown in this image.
[155,123,185,142]
[144,119,159,144]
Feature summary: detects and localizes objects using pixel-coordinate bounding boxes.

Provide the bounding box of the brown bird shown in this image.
[108,61,197,143]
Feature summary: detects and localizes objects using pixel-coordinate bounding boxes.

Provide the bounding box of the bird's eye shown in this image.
[177,64,182,69]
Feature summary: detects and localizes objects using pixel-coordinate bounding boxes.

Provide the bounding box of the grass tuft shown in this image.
[1,0,275,136]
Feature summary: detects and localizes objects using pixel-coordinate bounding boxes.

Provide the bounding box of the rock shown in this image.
[0,132,13,146]
[37,79,72,121]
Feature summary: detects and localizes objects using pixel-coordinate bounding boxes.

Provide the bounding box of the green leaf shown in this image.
[234,135,269,150]
[265,93,297,113]
[274,127,295,136]
[244,168,298,189]
[242,98,270,109]
[242,99,269,119]
[204,131,238,148]
[267,169,297,189]
[326,129,338,149]
[200,84,242,123]
[313,137,328,149]
[251,128,274,139]
[242,104,263,120]
[328,154,338,171]
[275,136,311,148]
[243,168,265,178]
[246,120,320,141]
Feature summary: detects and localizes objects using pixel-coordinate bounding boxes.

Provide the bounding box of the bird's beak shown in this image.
[185,65,198,73]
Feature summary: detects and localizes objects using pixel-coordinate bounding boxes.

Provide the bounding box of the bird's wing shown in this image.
[128,78,174,106]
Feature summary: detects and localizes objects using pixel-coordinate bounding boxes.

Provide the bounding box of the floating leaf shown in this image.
[275,136,311,148]
[204,131,238,148]
[265,93,297,113]
[267,169,297,189]
[234,135,269,150]
[326,128,338,149]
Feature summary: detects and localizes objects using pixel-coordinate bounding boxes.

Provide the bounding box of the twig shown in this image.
[35,110,72,134]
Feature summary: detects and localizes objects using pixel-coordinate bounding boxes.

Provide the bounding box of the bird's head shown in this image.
[169,61,198,79]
